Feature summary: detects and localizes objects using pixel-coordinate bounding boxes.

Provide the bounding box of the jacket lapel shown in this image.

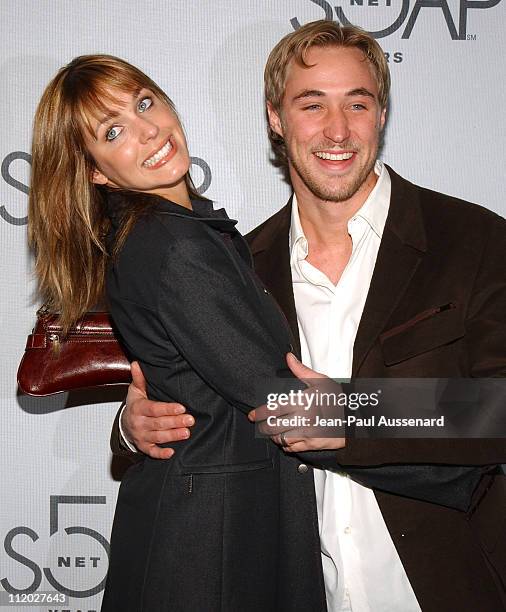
[246,168,428,373]
[352,167,428,374]
[246,199,301,355]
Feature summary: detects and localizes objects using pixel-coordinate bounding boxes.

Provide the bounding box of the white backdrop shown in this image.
[1,1,504,610]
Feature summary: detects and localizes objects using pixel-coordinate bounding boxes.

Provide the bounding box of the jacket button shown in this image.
[263,288,269,294]
[297,463,308,474]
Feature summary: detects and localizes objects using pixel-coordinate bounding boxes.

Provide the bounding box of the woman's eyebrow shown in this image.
[94,110,120,135]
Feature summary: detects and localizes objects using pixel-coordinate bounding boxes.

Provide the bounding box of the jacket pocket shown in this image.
[380,303,464,366]
[180,457,274,475]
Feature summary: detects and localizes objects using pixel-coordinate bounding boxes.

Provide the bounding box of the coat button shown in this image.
[297,463,308,474]
[263,288,269,294]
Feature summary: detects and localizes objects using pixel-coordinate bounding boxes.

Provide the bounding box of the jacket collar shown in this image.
[352,166,427,373]
[248,166,427,256]
[247,196,300,354]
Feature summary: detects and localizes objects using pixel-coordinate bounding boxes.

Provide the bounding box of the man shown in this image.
[113,21,506,611]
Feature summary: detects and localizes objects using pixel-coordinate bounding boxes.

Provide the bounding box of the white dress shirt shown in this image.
[290,161,421,612]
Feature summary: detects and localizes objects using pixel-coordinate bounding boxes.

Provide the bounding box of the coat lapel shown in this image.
[246,199,301,355]
[352,167,428,374]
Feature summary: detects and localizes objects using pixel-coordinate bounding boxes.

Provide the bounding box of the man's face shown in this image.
[268,46,386,205]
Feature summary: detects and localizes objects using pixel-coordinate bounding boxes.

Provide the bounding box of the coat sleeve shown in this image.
[150,222,304,413]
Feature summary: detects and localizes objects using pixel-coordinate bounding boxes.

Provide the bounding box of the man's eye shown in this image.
[303,104,321,111]
[106,126,123,141]
[138,97,153,113]
[351,103,366,110]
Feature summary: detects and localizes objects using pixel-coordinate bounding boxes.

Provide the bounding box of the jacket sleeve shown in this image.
[466,213,506,377]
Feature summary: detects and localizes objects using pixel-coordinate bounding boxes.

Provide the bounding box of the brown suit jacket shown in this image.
[246,166,506,610]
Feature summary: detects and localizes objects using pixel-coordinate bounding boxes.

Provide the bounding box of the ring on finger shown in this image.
[280,431,288,447]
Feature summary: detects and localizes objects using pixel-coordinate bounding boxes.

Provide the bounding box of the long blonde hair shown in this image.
[29,54,200,333]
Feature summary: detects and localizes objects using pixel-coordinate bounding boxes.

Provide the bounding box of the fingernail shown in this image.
[181,428,190,439]
[248,410,255,422]
[174,405,185,415]
[183,415,194,426]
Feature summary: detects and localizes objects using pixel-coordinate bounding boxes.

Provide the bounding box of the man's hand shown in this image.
[121,361,195,459]
[248,353,346,453]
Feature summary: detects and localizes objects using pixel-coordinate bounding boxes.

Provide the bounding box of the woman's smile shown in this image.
[142,135,175,168]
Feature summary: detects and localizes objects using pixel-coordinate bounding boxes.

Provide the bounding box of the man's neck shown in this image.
[292,168,379,285]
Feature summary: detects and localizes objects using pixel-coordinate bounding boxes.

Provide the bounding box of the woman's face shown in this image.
[86,87,191,205]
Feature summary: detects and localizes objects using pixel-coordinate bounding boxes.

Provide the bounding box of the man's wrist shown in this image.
[118,402,138,453]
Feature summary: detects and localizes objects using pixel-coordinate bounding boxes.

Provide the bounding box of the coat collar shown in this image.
[247,165,428,372]
[103,188,239,234]
[104,187,252,265]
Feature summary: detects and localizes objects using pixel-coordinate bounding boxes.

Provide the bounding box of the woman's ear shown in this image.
[91,168,109,185]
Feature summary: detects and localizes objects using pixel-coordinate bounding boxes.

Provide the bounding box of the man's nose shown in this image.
[323,108,350,144]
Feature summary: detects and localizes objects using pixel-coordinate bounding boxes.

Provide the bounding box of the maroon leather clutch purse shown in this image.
[17,307,131,396]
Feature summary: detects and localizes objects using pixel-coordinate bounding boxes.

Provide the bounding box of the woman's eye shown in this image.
[138,97,153,113]
[106,126,123,141]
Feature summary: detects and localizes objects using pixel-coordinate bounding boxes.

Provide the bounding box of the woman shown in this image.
[29,54,314,612]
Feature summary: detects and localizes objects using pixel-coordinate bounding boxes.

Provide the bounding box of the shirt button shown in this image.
[263,288,269,294]
[344,526,351,534]
[297,463,308,474]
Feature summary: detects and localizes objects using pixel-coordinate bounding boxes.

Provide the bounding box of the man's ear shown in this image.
[91,168,109,185]
[267,101,284,138]
[379,106,387,131]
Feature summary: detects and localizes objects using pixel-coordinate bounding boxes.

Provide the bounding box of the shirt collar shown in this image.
[289,160,391,257]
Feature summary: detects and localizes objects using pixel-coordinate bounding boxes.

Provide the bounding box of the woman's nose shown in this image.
[137,117,159,143]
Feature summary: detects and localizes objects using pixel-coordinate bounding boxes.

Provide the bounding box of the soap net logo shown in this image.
[1,496,109,603]
[291,0,502,40]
